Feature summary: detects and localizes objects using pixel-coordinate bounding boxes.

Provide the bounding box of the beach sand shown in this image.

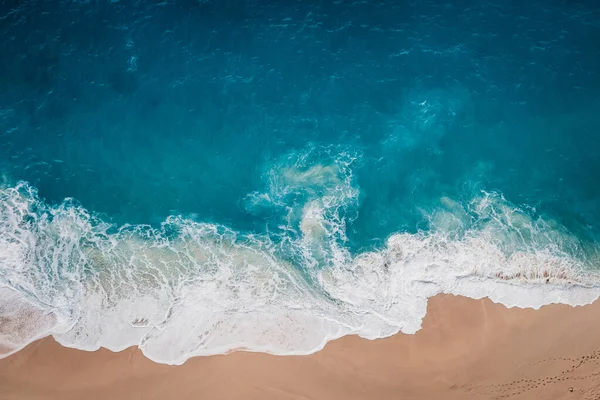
[1,294,599,400]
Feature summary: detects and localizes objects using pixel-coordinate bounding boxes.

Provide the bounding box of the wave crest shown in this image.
[1,152,599,364]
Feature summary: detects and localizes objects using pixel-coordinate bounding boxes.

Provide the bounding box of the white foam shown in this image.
[1,154,600,364]
[0,287,60,358]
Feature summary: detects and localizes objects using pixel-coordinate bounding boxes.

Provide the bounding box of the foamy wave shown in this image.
[1,152,599,364]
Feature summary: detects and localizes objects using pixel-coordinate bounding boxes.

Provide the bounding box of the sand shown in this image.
[1,294,599,400]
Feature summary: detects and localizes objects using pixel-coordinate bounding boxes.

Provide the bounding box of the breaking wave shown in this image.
[1,149,599,365]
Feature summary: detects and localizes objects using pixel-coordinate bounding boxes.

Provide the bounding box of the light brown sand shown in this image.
[1,294,600,400]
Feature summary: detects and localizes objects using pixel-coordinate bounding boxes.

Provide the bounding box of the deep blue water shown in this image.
[1,0,599,251]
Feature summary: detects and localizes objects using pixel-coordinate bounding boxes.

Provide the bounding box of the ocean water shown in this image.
[1,0,600,364]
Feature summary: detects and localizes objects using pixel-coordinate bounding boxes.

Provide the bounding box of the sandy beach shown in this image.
[1,294,599,400]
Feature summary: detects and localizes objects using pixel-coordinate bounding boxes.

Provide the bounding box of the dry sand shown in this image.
[1,294,600,400]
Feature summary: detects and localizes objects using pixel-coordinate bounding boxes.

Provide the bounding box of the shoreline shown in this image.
[2,294,600,399]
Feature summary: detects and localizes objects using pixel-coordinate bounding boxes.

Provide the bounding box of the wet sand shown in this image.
[1,294,600,400]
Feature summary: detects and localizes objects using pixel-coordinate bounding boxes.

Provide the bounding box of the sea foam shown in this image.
[1,150,599,364]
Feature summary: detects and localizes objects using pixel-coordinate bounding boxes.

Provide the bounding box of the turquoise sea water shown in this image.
[1,0,600,363]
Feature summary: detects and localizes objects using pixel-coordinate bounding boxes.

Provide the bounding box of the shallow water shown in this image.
[1,0,600,364]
